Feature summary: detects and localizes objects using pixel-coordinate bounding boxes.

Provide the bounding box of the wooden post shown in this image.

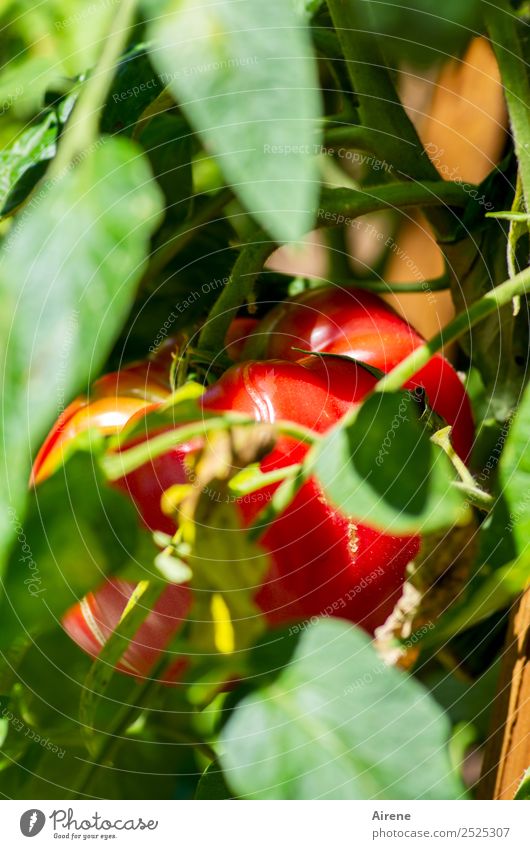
[478,587,530,799]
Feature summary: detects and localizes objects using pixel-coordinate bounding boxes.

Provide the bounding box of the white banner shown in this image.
[1,800,528,848]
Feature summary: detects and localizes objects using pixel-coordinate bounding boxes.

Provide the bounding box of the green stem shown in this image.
[324,124,411,162]
[325,0,439,183]
[197,236,274,352]
[376,263,530,394]
[197,180,468,358]
[49,0,138,178]
[485,0,530,210]
[319,180,469,225]
[144,188,232,283]
[312,26,358,108]
[326,226,352,280]
[102,415,317,480]
[229,462,301,496]
[325,0,456,238]
[336,274,449,294]
[453,482,494,512]
[431,427,493,512]
[74,659,169,798]
[431,427,477,488]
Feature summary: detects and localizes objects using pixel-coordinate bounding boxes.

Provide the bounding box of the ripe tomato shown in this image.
[201,356,419,632]
[31,357,171,487]
[241,287,474,461]
[62,578,191,682]
[34,294,474,681]
[53,356,420,679]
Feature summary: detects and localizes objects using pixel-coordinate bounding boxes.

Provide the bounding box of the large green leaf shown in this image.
[101,47,166,137]
[219,619,463,799]
[498,380,530,561]
[138,114,192,216]
[195,762,233,799]
[314,392,469,535]
[0,136,163,574]
[146,0,322,243]
[0,454,146,651]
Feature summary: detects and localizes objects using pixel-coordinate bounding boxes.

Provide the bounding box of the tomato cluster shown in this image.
[32,287,474,680]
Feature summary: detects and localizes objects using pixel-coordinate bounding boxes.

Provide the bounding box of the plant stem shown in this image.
[197,235,274,352]
[336,274,449,294]
[197,180,468,356]
[319,180,469,224]
[325,0,455,239]
[325,0,439,183]
[431,427,493,512]
[485,0,530,210]
[49,0,138,178]
[144,188,232,282]
[323,124,384,152]
[102,415,318,480]
[74,662,168,798]
[375,263,530,394]
[453,482,495,512]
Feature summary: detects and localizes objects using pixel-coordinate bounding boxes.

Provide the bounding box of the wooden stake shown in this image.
[478,587,530,799]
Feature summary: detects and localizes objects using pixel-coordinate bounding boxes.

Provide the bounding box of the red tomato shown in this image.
[224,316,259,360]
[201,357,419,632]
[34,293,475,682]
[54,356,420,680]
[241,287,474,462]
[62,578,190,682]
[31,357,172,487]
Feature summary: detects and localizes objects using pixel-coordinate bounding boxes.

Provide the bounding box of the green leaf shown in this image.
[421,660,500,741]
[515,767,530,800]
[138,114,192,217]
[314,392,469,535]
[195,762,234,799]
[0,453,144,651]
[0,136,163,575]
[0,85,80,218]
[498,381,530,560]
[219,619,463,799]
[0,111,59,217]
[146,0,322,243]
[101,47,166,137]
[413,556,523,649]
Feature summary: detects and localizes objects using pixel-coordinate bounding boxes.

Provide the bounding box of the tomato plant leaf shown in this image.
[0,453,144,651]
[146,0,322,243]
[0,136,163,575]
[515,767,530,800]
[138,114,192,218]
[101,47,166,137]
[314,391,469,535]
[0,110,59,217]
[195,762,234,799]
[219,619,464,799]
[497,381,530,561]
